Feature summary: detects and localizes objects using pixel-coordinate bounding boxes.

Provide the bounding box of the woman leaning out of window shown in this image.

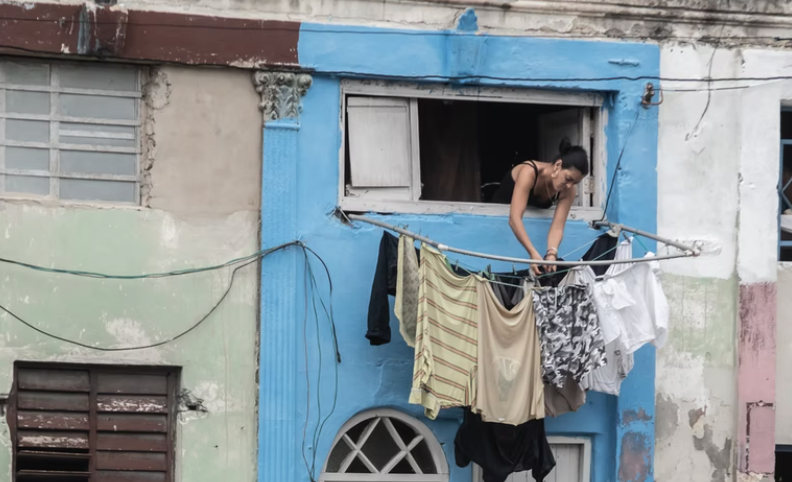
[491,139,590,276]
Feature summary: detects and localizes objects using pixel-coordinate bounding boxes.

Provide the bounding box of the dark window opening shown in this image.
[777,445,792,482]
[417,99,592,204]
[8,363,178,482]
[780,111,792,262]
[343,94,595,207]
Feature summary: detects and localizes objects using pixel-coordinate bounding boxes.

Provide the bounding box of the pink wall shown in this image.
[738,282,777,473]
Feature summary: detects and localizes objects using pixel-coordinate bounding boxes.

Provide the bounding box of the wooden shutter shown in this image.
[537,108,592,208]
[345,96,421,201]
[10,365,176,482]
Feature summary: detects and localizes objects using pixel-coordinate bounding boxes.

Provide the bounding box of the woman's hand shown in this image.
[529,250,544,276]
[543,252,558,273]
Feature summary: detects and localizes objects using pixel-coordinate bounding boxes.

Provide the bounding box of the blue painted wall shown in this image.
[259,18,659,482]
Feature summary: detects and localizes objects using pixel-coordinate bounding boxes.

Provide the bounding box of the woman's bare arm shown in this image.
[509,167,544,272]
[544,186,576,271]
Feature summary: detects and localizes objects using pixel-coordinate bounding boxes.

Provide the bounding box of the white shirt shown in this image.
[560,238,669,395]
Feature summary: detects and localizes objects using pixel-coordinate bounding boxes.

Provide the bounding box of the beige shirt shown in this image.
[475,282,545,425]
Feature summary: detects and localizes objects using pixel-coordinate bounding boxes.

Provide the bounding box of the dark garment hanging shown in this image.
[455,408,556,482]
[535,258,570,288]
[581,232,620,276]
[366,232,417,345]
[492,269,531,310]
[366,232,468,345]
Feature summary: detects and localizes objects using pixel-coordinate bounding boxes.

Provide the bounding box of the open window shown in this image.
[340,80,605,218]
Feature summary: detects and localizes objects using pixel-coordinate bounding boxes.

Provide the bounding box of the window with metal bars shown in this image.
[7,363,178,482]
[0,59,141,204]
[780,109,792,261]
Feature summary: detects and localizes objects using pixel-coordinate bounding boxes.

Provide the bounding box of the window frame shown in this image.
[319,408,449,482]
[470,435,591,482]
[7,361,179,482]
[338,79,607,220]
[780,107,792,259]
[0,59,142,205]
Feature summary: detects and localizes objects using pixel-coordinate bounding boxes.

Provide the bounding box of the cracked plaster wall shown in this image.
[0,65,262,481]
[658,42,792,482]
[21,0,792,48]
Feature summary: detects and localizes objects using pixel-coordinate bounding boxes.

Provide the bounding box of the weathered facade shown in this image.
[1,1,790,482]
[0,61,263,480]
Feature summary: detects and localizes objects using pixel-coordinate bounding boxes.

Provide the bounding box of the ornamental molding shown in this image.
[253,71,312,122]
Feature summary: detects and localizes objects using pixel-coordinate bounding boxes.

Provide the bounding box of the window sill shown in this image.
[0,194,143,210]
[339,198,603,221]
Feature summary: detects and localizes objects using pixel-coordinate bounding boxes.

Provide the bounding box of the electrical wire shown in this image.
[0,240,299,351]
[598,110,641,222]
[2,39,792,90]
[296,245,340,482]
[0,246,277,279]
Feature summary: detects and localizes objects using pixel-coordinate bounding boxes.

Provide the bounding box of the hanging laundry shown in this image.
[562,234,632,395]
[561,237,669,396]
[544,376,585,417]
[395,235,420,347]
[590,255,668,354]
[535,257,571,288]
[531,285,607,389]
[476,281,544,425]
[455,408,556,482]
[366,232,399,345]
[581,232,620,277]
[410,244,481,420]
[491,271,531,310]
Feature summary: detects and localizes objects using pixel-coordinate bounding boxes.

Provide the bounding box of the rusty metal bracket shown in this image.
[641,83,663,108]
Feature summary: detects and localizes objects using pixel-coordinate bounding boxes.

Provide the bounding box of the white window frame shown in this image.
[320,408,449,482]
[0,60,141,204]
[471,436,591,482]
[338,80,607,221]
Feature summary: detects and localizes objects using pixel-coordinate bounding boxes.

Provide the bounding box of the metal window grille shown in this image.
[0,59,141,204]
[8,363,178,482]
[321,409,449,482]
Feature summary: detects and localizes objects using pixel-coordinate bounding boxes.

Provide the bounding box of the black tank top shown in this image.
[491,161,558,209]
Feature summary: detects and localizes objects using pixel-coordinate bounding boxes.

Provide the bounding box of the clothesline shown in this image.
[347,214,700,267]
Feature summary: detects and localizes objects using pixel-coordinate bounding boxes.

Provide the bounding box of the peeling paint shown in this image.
[619,432,651,482]
[655,393,679,442]
[140,68,171,208]
[693,424,733,482]
[622,408,652,425]
[689,407,706,427]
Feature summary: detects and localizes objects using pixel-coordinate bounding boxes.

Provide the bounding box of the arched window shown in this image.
[320,409,449,482]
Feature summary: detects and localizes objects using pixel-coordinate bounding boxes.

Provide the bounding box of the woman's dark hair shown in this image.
[554,137,589,177]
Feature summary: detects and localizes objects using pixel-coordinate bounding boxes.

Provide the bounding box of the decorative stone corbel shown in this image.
[253,71,312,123]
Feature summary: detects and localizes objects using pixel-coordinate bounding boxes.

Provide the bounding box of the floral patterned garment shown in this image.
[531,285,607,389]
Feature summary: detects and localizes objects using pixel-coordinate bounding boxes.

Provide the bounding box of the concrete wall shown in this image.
[657,44,789,482]
[258,21,660,482]
[21,0,792,47]
[0,64,262,481]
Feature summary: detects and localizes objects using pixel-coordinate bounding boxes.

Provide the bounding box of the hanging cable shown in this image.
[0,241,299,351]
[598,110,641,223]
[0,248,275,279]
[1,40,792,88]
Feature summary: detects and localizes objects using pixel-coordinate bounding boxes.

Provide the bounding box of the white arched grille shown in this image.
[321,409,448,482]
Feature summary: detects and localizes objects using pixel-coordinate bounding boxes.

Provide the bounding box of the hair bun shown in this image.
[558,137,572,156]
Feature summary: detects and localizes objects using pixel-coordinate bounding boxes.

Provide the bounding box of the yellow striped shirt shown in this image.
[409,245,481,419]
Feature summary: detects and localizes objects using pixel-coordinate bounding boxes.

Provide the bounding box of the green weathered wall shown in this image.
[0,64,263,481]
